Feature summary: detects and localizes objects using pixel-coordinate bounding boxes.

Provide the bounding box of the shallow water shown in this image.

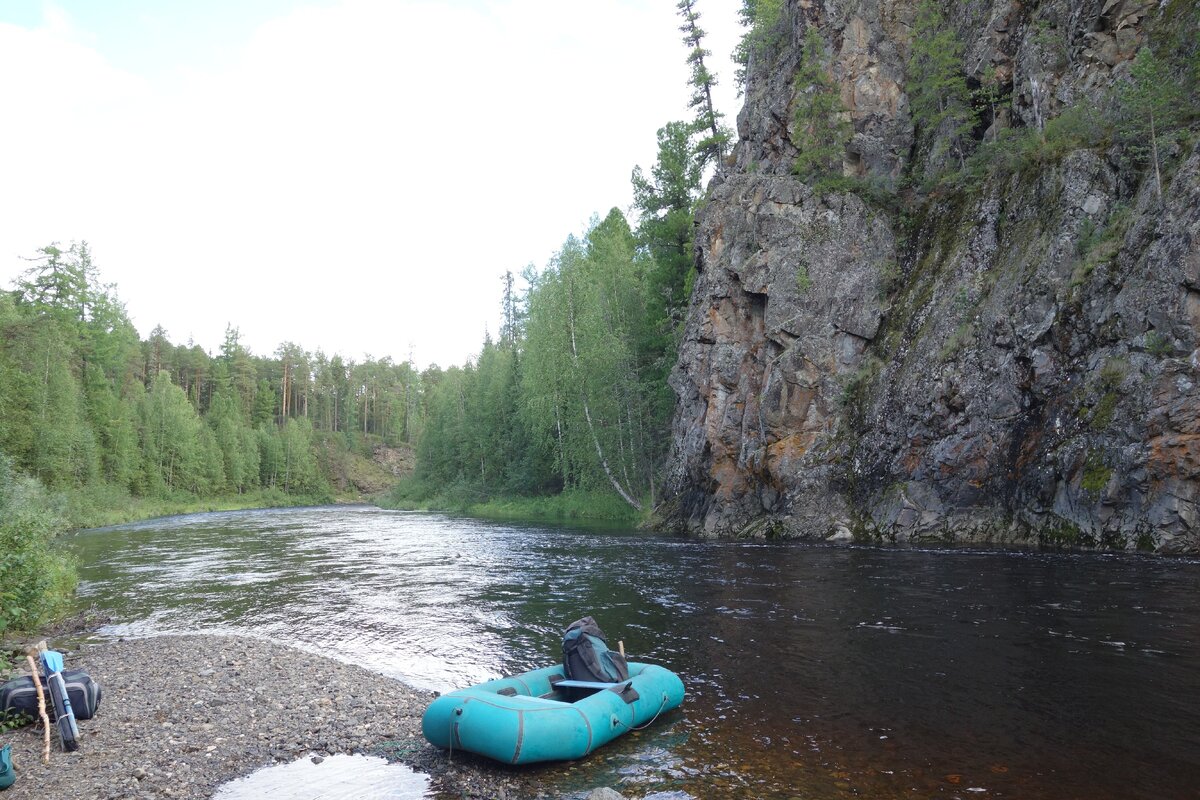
[72,506,1200,799]
[212,754,429,799]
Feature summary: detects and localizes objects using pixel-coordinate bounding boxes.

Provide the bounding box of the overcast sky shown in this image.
[0,0,744,368]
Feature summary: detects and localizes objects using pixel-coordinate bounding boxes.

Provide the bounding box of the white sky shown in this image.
[0,0,744,368]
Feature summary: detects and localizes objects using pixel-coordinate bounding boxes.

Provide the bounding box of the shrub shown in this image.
[0,454,76,637]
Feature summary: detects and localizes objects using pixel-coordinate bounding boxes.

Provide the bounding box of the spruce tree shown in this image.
[1118,47,1185,201]
[791,28,851,183]
[907,0,978,172]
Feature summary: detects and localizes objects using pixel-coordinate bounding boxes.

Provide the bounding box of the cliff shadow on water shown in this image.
[660,0,1200,552]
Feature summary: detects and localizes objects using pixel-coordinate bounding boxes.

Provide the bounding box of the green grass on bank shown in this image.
[59,483,335,531]
[378,478,640,526]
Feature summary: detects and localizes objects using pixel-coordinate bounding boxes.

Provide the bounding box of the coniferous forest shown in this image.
[0,243,428,635]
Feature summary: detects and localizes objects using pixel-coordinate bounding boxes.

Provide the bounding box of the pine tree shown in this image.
[907,0,978,172]
[1117,47,1186,202]
[632,120,703,330]
[791,28,851,183]
[676,0,731,169]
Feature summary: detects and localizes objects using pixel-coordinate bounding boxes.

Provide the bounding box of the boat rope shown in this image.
[614,695,669,732]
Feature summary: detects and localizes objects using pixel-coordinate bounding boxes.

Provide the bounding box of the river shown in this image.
[70,505,1200,799]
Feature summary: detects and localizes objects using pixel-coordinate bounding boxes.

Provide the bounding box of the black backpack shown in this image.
[561,617,629,683]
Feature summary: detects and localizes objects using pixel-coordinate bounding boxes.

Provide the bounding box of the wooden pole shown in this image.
[25,650,50,764]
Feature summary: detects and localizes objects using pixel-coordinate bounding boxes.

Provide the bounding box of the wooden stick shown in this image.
[25,651,50,764]
[618,640,625,658]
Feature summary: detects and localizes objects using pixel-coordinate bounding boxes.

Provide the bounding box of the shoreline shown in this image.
[0,634,561,800]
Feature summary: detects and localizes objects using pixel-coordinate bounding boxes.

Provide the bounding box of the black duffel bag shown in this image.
[0,669,101,722]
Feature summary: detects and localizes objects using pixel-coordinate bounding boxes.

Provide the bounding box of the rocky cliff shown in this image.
[661,0,1200,552]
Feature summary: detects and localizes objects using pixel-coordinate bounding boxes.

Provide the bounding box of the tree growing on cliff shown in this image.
[791,27,851,183]
[733,0,787,91]
[1117,47,1186,202]
[907,0,978,173]
[677,0,731,170]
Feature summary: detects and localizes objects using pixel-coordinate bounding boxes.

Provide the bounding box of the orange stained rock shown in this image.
[767,433,817,473]
[1148,433,1200,481]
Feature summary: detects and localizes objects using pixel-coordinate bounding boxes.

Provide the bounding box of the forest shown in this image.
[0,0,728,638]
[0,242,432,635]
[379,0,728,521]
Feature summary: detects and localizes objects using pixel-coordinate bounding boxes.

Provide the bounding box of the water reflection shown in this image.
[72,507,1200,799]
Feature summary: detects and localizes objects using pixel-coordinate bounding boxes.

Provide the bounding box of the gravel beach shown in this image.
[0,634,563,800]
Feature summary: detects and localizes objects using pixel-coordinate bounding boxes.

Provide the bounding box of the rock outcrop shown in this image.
[661,0,1200,551]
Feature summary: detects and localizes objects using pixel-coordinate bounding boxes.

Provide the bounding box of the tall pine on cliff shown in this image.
[677,0,731,169]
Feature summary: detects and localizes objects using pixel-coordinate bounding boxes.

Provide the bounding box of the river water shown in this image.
[70,505,1200,799]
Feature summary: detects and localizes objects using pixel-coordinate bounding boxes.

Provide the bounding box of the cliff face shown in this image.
[662,0,1200,551]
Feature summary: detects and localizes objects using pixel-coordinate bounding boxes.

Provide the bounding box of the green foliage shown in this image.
[400,207,679,517]
[939,320,976,361]
[0,709,33,732]
[676,0,732,169]
[1116,47,1188,199]
[907,0,979,173]
[1039,520,1085,548]
[0,241,419,541]
[1099,358,1127,390]
[1089,392,1119,431]
[795,261,812,292]
[839,356,883,417]
[0,453,76,637]
[1070,202,1130,286]
[1031,18,1069,70]
[945,103,1108,193]
[633,120,704,341]
[791,28,851,182]
[1081,451,1112,494]
[1145,330,1174,357]
[733,0,786,89]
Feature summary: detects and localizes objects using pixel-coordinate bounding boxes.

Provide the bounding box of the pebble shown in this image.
[1,634,615,800]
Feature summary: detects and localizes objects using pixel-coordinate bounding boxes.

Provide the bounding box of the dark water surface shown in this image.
[71,506,1200,799]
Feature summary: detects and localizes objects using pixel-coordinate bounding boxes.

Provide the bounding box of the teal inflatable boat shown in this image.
[422,662,685,764]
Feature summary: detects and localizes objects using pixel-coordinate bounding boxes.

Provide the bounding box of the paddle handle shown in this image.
[618,640,625,658]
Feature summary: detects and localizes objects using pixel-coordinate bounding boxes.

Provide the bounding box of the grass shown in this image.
[1081,451,1113,494]
[470,491,639,525]
[379,479,640,526]
[59,484,335,531]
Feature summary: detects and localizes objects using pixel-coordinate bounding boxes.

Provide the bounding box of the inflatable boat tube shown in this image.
[422,662,684,764]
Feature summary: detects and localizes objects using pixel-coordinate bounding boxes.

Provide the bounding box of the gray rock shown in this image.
[585,789,628,800]
[661,0,1199,553]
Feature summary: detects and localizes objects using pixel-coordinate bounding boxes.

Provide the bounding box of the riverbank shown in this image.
[0,635,556,800]
[377,483,640,527]
[61,487,338,531]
